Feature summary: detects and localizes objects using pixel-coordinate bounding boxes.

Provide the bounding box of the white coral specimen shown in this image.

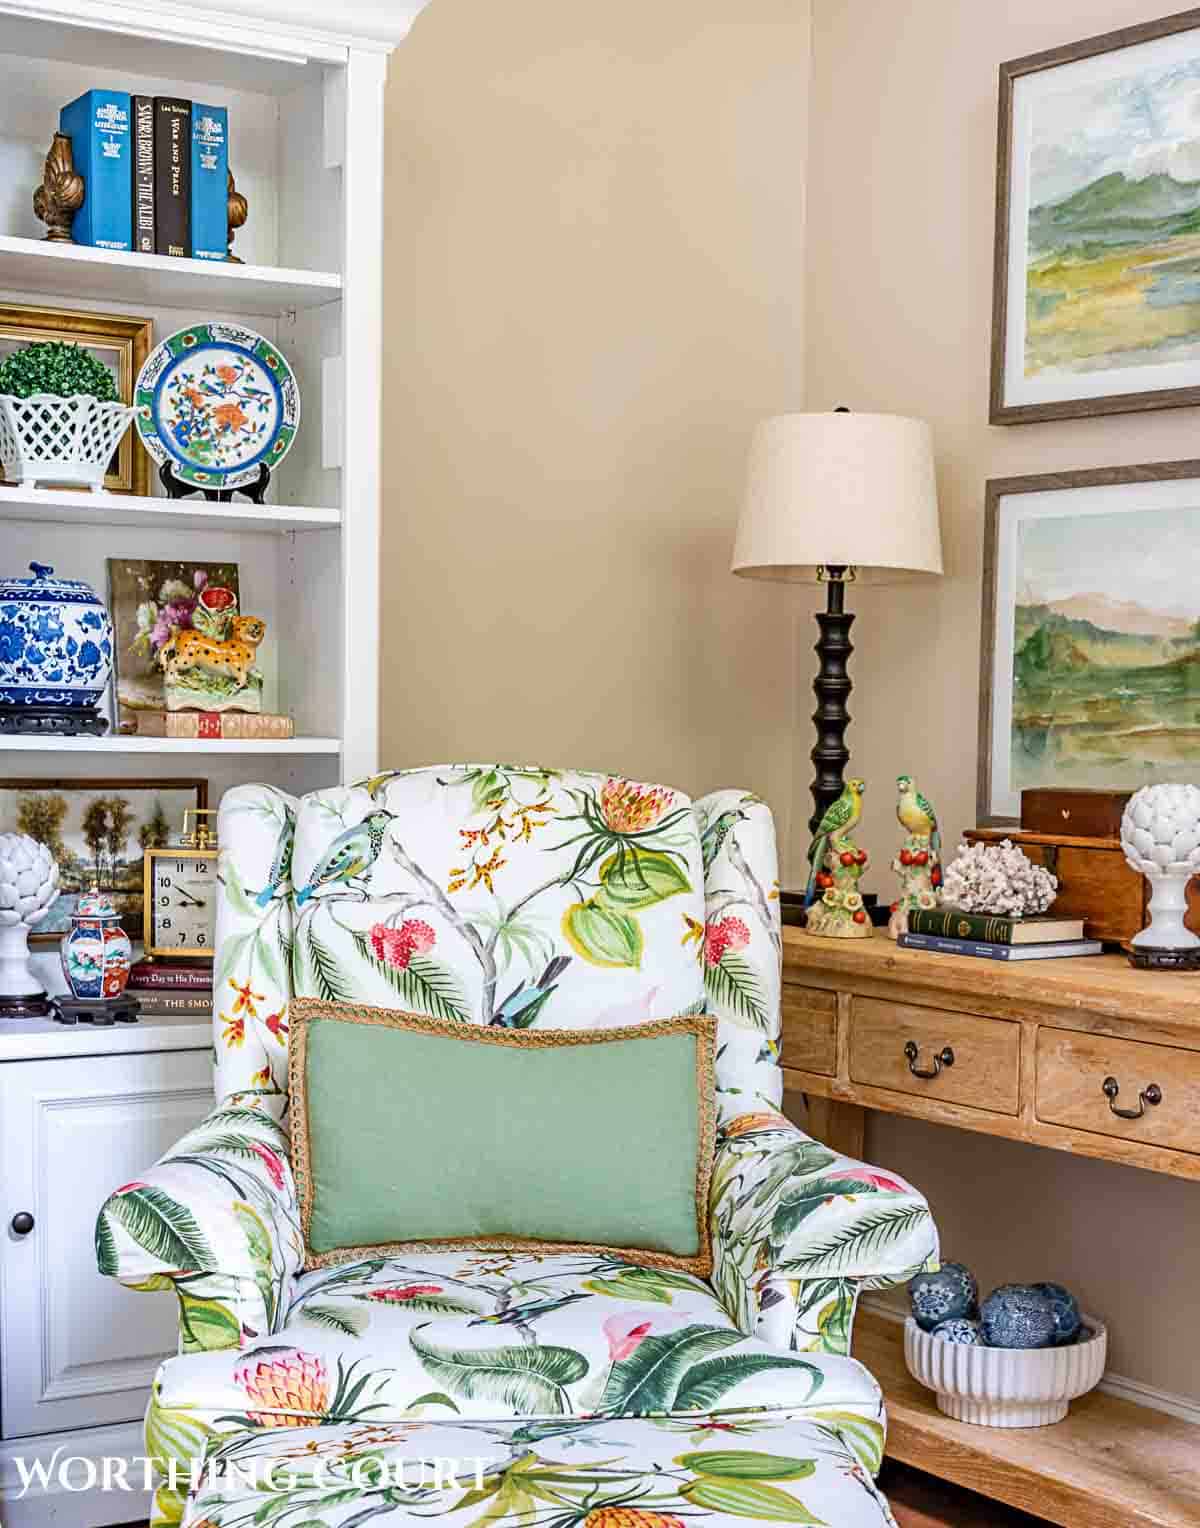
[942,839,1056,917]
[1121,783,1200,875]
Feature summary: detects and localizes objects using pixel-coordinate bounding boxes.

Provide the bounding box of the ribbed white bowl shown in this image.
[904,1315,1107,1427]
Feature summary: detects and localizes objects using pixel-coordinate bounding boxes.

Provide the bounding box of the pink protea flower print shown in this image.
[365,1284,443,1303]
[604,1313,654,1362]
[824,1166,907,1193]
[250,1142,285,1190]
[235,1349,328,1427]
[368,920,437,970]
[405,919,436,955]
[703,915,751,966]
[600,778,675,835]
[603,1309,699,1362]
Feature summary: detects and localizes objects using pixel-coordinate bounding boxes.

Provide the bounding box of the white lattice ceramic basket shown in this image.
[0,393,135,490]
[904,1315,1107,1427]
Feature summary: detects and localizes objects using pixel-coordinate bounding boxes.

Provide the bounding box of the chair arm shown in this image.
[95,1105,304,1353]
[709,1112,937,1348]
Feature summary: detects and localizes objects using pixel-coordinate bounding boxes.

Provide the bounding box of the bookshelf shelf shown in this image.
[1,735,342,754]
[0,235,341,318]
[0,486,339,533]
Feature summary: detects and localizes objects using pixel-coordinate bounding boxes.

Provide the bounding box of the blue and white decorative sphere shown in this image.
[932,1317,985,1346]
[0,562,112,710]
[1031,1281,1082,1346]
[980,1284,1058,1349]
[908,1261,979,1332]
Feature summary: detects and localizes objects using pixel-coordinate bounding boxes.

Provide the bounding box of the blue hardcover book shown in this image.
[59,90,132,251]
[190,103,228,261]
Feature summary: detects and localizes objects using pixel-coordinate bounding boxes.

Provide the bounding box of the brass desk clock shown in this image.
[142,809,218,961]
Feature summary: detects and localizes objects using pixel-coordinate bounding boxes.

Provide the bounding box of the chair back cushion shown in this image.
[288,998,716,1272]
[213,767,784,1123]
[290,765,708,1028]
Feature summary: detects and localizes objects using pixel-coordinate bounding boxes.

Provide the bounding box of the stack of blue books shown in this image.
[58,89,229,260]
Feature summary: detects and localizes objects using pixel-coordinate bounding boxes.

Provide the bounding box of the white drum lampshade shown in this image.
[732,412,942,583]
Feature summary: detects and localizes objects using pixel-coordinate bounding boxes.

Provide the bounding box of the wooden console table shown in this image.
[781,927,1200,1528]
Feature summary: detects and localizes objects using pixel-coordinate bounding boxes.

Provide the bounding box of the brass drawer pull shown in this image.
[905,1040,954,1079]
[1102,1076,1162,1120]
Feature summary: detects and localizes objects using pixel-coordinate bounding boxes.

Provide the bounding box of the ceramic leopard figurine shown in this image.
[159,614,266,691]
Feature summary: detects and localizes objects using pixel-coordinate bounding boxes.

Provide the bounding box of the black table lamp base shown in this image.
[809,565,854,835]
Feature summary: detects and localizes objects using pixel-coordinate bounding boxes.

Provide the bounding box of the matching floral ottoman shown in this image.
[180,1414,900,1528]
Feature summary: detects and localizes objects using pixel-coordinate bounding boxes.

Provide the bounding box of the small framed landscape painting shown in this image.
[979,461,1200,824]
[993,12,1200,423]
[1,777,206,941]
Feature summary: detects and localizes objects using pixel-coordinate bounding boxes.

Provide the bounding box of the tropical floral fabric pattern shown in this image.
[708,1114,938,1351]
[152,1250,881,1433]
[95,1104,303,1350]
[180,1414,899,1528]
[94,765,936,1528]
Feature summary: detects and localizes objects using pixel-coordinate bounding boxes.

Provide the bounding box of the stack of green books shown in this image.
[899,908,1101,961]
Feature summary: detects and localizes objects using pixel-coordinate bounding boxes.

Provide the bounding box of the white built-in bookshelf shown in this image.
[0,0,418,797]
[0,8,428,1520]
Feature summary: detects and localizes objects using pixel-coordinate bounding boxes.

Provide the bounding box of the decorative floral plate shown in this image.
[134,322,300,490]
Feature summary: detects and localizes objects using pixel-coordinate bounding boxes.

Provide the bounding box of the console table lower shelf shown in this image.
[852,1310,1200,1528]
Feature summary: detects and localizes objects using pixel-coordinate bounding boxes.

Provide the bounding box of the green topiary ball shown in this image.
[0,342,119,402]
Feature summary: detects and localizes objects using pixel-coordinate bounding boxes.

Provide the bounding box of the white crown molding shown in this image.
[0,0,435,57]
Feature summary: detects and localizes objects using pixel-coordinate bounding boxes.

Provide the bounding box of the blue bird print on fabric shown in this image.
[490,955,571,1027]
[255,817,295,908]
[294,810,393,907]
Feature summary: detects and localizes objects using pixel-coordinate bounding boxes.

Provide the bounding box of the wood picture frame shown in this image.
[979,460,1200,824]
[0,302,152,492]
[991,9,1200,425]
[0,777,207,942]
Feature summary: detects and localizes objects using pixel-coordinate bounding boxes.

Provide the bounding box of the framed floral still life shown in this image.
[0,302,152,491]
[979,460,1200,825]
[107,559,240,724]
[1,777,206,942]
[992,13,1200,423]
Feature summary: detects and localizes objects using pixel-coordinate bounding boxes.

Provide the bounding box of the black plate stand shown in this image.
[160,460,271,504]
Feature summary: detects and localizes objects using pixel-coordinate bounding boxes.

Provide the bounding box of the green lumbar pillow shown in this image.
[288,1000,717,1274]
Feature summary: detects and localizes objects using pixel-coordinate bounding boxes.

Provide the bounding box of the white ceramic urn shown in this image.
[1120,783,1200,960]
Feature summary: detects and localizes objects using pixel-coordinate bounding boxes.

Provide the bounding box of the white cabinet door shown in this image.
[0,1049,212,1439]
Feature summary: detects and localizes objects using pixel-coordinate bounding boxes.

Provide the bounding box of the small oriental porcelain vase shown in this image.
[61,886,132,999]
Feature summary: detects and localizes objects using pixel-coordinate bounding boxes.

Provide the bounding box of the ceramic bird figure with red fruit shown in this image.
[890,774,943,939]
[803,779,872,939]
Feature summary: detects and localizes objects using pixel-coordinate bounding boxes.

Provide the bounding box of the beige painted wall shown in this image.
[381,0,811,879]
[807,0,1200,1400]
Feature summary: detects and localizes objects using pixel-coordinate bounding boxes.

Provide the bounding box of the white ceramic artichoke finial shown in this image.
[1120,784,1200,955]
[0,832,60,1004]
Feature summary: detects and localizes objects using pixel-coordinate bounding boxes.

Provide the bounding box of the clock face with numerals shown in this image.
[146,850,217,959]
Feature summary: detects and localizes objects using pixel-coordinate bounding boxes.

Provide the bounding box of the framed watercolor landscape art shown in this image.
[992,11,1200,423]
[979,461,1200,824]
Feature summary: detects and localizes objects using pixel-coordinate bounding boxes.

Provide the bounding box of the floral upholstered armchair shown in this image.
[96,765,937,1527]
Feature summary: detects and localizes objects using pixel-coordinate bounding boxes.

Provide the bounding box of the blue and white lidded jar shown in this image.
[61,886,132,1000]
[0,562,113,710]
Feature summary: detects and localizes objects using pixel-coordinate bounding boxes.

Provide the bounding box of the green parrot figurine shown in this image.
[804,778,865,906]
[896,774,941,868]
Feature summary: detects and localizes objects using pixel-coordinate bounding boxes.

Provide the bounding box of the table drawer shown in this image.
[1037,1028,1200,1153]
[781,984,838,1075]
[849,997,1020,1114]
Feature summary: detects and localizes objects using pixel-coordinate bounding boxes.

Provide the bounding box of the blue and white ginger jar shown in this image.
[0,562,112,709]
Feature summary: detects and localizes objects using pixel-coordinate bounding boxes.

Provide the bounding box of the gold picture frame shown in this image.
[0,302,152,493]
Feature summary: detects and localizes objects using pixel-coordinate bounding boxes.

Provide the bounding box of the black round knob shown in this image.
[10,1212,34,1235]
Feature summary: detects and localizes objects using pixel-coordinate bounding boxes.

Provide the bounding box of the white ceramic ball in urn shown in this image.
[0,831,60,1016]
[1121,783,1200,971]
